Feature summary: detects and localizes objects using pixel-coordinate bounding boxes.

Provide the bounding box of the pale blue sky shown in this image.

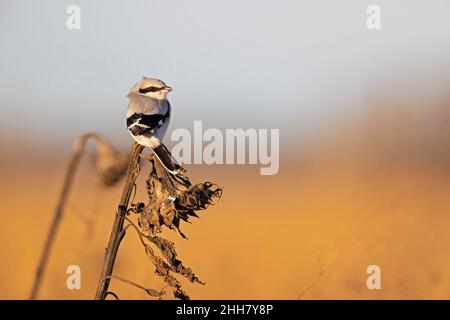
[1,0,450,151]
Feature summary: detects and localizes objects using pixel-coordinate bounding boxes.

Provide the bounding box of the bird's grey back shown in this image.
[127,92,169,116]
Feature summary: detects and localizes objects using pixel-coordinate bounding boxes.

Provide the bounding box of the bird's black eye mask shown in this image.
[139,86,162,94]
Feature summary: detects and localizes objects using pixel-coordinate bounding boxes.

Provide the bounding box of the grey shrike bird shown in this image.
[126,76,181,175]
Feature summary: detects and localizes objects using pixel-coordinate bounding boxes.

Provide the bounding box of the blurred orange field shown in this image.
[2,104,450,300]
[2,0,450,301]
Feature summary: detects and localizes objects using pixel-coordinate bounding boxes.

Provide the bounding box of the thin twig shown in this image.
[94,143,144,300]
[124,217,148,245]
[105,275,164,298]
[105,292,120,300]
[29,132,103,300]
[297,255,328,300]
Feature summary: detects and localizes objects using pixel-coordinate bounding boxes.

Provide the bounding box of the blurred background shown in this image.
[1,0,450,299]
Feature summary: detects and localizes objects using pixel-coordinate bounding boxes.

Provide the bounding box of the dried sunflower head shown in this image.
[94,138,129,187]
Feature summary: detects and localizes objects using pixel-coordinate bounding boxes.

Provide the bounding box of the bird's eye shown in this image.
[139,86,158,94]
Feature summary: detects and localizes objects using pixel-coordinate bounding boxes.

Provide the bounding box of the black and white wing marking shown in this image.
[127,113,164,136]
[126,102,171,136]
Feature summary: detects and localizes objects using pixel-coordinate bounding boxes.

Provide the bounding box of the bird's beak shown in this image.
[162,86,172,92]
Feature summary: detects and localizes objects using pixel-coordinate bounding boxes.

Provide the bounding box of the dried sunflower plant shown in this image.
[95,143,222,300]
[30,132,129,300]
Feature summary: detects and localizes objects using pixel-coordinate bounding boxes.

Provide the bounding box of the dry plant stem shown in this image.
[95,143,144,300]
[30,132,104,300]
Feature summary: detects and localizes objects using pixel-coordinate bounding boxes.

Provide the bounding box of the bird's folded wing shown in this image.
[127,113,164,136]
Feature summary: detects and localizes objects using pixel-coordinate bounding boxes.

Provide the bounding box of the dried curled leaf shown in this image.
[144,244,190,300]
[147,236,204,285]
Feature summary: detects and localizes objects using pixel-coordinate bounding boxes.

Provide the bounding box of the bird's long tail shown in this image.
[151,143,182,175]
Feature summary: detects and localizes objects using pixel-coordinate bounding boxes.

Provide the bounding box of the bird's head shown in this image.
[129,76,172,100]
